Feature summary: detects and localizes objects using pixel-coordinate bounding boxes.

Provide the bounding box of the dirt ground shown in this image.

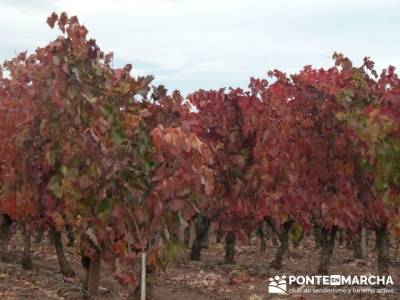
[0,232,399,299]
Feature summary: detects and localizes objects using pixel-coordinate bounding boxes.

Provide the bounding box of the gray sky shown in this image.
[1,0,399,94]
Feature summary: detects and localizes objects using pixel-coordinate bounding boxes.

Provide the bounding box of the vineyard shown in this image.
[0,12,400,300]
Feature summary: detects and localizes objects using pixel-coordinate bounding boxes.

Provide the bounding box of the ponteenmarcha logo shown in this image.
[288,275,393,286]
[268,275,287,294]
[267,274,394,295]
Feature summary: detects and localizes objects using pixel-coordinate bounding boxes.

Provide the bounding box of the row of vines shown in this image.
[0,12,399,298]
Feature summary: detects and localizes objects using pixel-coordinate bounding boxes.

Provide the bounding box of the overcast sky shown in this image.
[1,0,399,95]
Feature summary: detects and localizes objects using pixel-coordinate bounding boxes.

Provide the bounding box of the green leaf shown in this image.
[162,239,183,263]
[48,175,63,199]
[112,127,126,145]
[100,105,115,120]
[290,223,303,241]
[98,198,110,213]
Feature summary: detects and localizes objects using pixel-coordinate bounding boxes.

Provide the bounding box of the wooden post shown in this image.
[141,252,146,300]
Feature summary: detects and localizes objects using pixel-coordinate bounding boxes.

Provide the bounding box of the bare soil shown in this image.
[0,232,399,299]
